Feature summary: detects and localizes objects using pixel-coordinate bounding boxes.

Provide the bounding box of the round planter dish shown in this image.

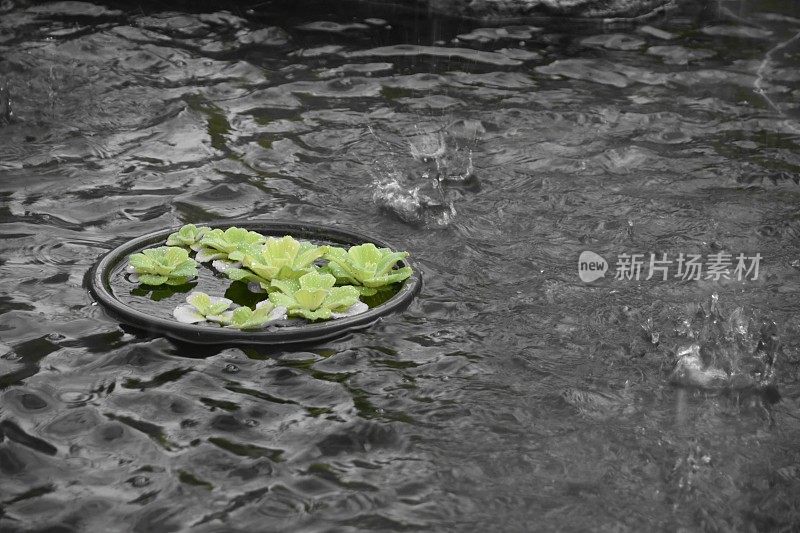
[88,221,421,345]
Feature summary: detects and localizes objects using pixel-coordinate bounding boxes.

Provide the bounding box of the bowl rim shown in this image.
[88,220,422,345]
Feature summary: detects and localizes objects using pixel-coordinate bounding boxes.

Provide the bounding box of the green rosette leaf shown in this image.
[166,224,209,249]
[232,236,327,287]
[267,271,361,322]
[323,243,411,292]
[199,227,266,256]
[128,246,198,286]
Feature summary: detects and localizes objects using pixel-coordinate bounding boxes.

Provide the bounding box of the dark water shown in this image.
[2,0,800,531]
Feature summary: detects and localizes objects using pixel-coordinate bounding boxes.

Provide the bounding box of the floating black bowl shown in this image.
[88,221,421,345]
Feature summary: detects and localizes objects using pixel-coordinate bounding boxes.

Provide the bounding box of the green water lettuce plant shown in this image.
[323,243,412,295]
[128,246,198,286]
[195,227,266,263]
[225,236,327,290]
[222,301,287,330]
[268,270,364,321]
[174,292,286,329]
[173,291,232,323]
[166,224,209,250]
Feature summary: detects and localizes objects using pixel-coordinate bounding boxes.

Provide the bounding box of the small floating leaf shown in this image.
[128,246,198,286]
[222,301,287,330]
[196,227,266,263]
[166,224,209,250]
[173,291,233,324]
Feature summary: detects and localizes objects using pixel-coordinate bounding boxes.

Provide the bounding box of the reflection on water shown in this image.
[1,0,800,530]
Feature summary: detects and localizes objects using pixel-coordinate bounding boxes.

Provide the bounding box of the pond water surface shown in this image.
[1,0,800,531]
